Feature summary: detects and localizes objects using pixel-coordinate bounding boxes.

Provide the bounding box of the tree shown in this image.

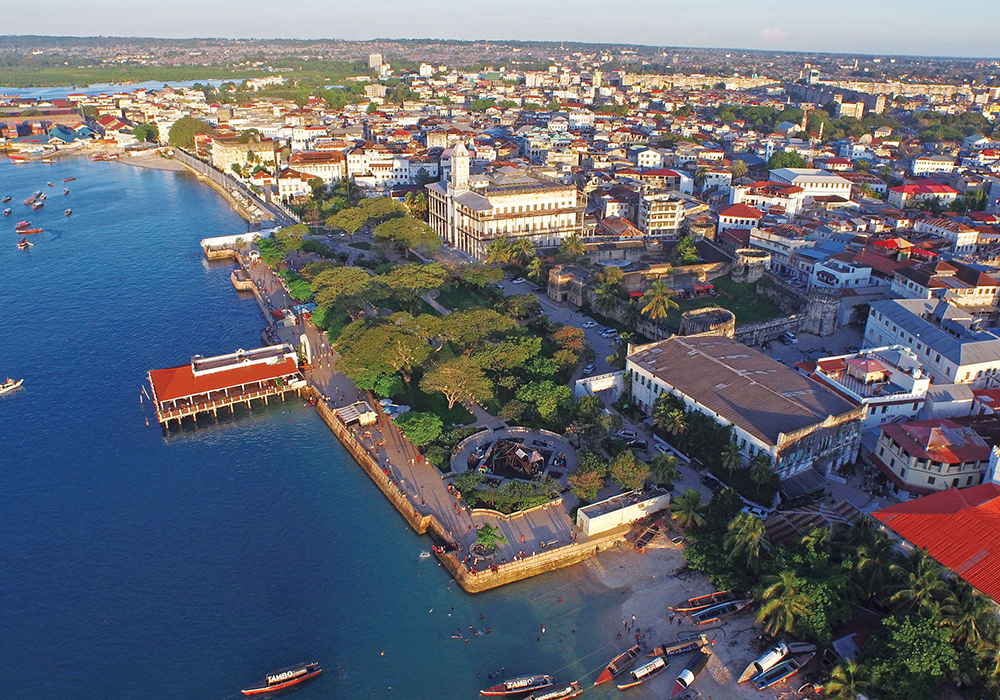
[509,238,537,268]
[475,523,508,550]
[167,116,213,149]
[670,488,706,529]
[526,256,546,285]
[393,411,443,446]
[133,123,159,142]
[767,150,808,170]
[694,165,709,190]
[755,570,810,637]
[620,300,641,332]
[854,530,897,601]
[374,217,441,252]
[593,280,621,317]
[310,266,371,308]
[515,381,573,423]
[889,548,948,617]
[553,326,587,354]
[568,470,604,501]
[486,236,514,264]
[559,233,585,261]
[825,660,870,700]
[730,159,748,179]
[940,581,1000,650]
[334,317,432,385]
[862,615,958,700]
[649,453,680,488]
[720,442,743,475]
[421,356,493,409]
[640,278,679,321]
[750,453,775,494]
[723,512,767,575]
[659,408,688,440]
[609,451,650,492]
[375,263,449,314]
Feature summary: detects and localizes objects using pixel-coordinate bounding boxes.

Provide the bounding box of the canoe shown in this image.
[739,641,816,683]
[649,634,709,659]
[594,643,643,685]
[751,652,816,690]
[670,648,711,698]
[690,598,754,625]
[616,656,667,690]
[671,591,735,613]
[526,682,582,700]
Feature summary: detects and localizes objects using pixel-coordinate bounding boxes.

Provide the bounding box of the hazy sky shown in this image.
[8,0,1000,59]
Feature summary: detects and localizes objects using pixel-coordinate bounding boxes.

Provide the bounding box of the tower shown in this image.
[451,141,469,191]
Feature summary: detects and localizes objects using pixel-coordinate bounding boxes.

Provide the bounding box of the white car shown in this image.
[512,277,526,285]
[616,429,638,441]
[582,363,596,374]
[742,505,771,519]
[582,321,598,329]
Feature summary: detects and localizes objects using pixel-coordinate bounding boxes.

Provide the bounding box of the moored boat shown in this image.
[595,643,644,685]
[3,208,11,216]
[739,641,817,683]
[241,662,321,696]
[616,655,667,690]
[671,591,735,613]
[33,201,44,210]
[65,209,72,216]
[63,188,70,195]
[19,228,43,234]
[1,195,10,202]
[690,598,754,625]
[24,197,34,206]
[526,682,582,700]
[0,378,24,394]
[63,177,76,182]
[16,220,31,229]
[17,238,32,249]
[751,652,816,690]
[481,675,554,696]
[48,182,54,187]
[649,634,709,659]
[670,648,712,698]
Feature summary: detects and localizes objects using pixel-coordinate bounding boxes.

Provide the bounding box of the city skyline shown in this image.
[4,0,999,60]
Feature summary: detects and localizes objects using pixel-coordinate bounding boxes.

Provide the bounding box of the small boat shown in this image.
[16,220,31,229]
[1,195,10,202]
[0,378,24,395]
[671,591,735,613]
[3,208,10,216]
[241,662,321,696]
[481,675,554,696]
[616,656,667,690]
[38,193,46,200]
[634,517,664,552]
[65,209,72,216]
[32,202,44,210]
[526,682,582,700]
[24,198,34,206]
[48,182,54,187]
[649,634,709,659]
[64,177,76,182]
[19,228,43,234]
[671,648,712,698]
[739,641,817,683]
[63,188,70,195]
[17,238,32,249]
[595,643,644,685]
[41,159,54,163]
[751,652,816,690]
[690,598,754,625]
[33,191,42,197]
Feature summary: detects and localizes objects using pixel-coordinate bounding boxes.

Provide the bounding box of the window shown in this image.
[928,476,936,485]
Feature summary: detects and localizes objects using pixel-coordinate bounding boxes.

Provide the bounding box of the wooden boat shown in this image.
[1,195,11,202]
[526,682,582,700]
[670,648,711,698]
[32,201,44,210]
[16,220,31,229]
[481,675,554,696]
[649,634,709,659]
[241,662,321,696]
[65,209,72,216]
[48,182,54,187]
[3,208,11,216]
[634,517,664,552]
[19,228,43,234]
[17,238,32,249]
[739,641,816,683]
[63,188,70,195]
[672,591,735,614]
[690,598,754,625]
[64,177,76,182]
[24,197,34,206]
[1,377,25,395]
[616,655,667,690]
[594,643,644,684]
[751,652,816,690]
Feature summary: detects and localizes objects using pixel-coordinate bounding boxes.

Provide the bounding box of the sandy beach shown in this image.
[121,150,189,172]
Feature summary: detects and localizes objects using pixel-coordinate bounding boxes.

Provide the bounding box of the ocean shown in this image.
[0,157,634,700]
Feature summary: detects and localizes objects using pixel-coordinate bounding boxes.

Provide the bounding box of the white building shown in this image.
[716,202,764,236]
[637,193,686,238]
[810,256,873,290]
[915,218,979,255]
[769,168,853,202]
[912,155,956,176]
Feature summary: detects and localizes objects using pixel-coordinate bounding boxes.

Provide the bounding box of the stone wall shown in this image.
[734,314,801,345]
[730,248,770,284]
[755,273,808,314]
[680,306,736,338]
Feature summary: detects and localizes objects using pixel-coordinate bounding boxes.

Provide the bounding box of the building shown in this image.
[914,218,979,255]
[873,483,1000,599]
[730,180,806,218]
[865,298,1000,387]
[636,193,686,238]
[912,155,956,176]
[426,143,584,259]
[769,168,853,202]
[627,336,864,488]
[887,179,959,209]
[750,224,817,275]
[801,346,931,428]
[890,259,1000,308]
[809,255,873,290]
[287,150,346,183]
[210,135,275,175]
[716,202,764,236]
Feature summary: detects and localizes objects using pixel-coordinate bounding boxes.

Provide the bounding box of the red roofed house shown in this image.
[887,179,959,209]
[730,180,806,217]
[867,418,990,498]
[716,203,763,237]
[873,482,1000,601]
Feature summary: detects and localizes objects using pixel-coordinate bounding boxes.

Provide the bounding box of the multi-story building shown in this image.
[887,179,959,209]
[286,151,346,183]
[730,180,806,217]
[915,218,979,254]
[749,224,816,275]
[912,155,956,175]
[769,168,853,202]
[636,193,685,238]
[716,202,764,237]
[627,336,864,487]
[426,143,584,259]
[890,260,1000,307]
[809,255,873,290]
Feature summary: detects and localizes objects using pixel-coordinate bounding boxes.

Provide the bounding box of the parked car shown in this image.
[582,363,596,374]
[781,331,798,345]
[512,277,526,285]
[626,439,649,451]
[616,429,638,441]
[701,473,726,492]
[742,505,771,519]
[600,328,619,338]
[582,321,598,329]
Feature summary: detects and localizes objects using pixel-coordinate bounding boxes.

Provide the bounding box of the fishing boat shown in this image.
[526,682,582,700]
[751,652,816,690]
[671,591,735,613]
[47,182,54,187]
[16,220,31,229]
[32,201,44,210]
[690,598,754,625]
[19,228,43,234]
[24,197,34,206]
[633,517,664,552]
[63,188,70,195]
[0,378,24,395]
[616,656,667,690]
[481,675,554,696]
[33,191,42,198]
[65,209,72,216]
[649,634,709,659]
[17,238,32,249]
[594,643,644,685]
[241,662,321,696]
[63,177,76,182]
[1,195,10,202]
[38,193,46,200]
[671,649,712,698]
[3,208,11,216]
[739,641,817,683]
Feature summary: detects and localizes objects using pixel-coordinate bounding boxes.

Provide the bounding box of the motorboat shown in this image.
[241,662,321,696]
[65,209,72,216]
[670,648,712,698]
[594,643,644,685]
[739,641,817,683]
[649,634,709,659]
[1,378,24,394]
[481,675,554,696]
[1,195,10,203]
[671,591,735,613]
[751,652,816,690]
[690,598,754,625]
[3,208,10,216]
[616,656,667,690]
[526,682,582,700]
[16,238,32,249]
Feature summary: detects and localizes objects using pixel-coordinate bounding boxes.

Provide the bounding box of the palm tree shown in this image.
[526,256,545,284]
[593,279,621,318]
[510,238,537,268]
[889,548,948,616]
[670,488,706,529]
[649,453,680,488]
[694,165,709,191]
[723,512,768,574]
[940,581,1000,649]
[755,570,809,636]
[801,526,831,552]
[824,660,869,700]
[620,299,641,331]
[730,159,748,180]
[660,409,688,440]
[720,442,742,475]
[640,278,678,321]
[854,531,897,601]
[559,233,585,261]
[486,236,513,264]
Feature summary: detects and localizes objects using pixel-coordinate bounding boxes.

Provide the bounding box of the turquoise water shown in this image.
[0,158,630,700]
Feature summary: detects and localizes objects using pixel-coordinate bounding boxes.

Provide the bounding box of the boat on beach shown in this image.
[750,652,816,690]
[616,655,667,690]
[526,682,582,700]
[648,634,709,659]
[0,378,24,395]
[670,648,712,698]
[671,591,735,613]
[481,674,554,696]
[690,598,754,625]
[739,641,817,683]
[594,643,644,684]
[241,662,321,696]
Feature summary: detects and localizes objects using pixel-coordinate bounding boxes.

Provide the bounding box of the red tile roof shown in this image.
[718,203,764,219]
[874,483,1000,600]
[149,357,299,403]
[880,419,990,464]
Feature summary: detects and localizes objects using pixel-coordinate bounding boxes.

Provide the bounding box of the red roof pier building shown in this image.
[148,344,306,427]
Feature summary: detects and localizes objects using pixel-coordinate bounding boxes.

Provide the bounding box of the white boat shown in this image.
[616,655,667,690]
[739,641,817,683]
[0,378,23,395]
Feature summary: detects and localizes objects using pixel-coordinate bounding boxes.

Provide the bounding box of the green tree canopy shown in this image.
[421,356,494,409]
[310,266,371,308]
[609,451,650,491]
[374,216,441,252]
[167,116,214,149]
[767,150,808,170]
[515,380,572,423]
[133,123,159,142]
[862,615,958,700]
[394,411,443,446]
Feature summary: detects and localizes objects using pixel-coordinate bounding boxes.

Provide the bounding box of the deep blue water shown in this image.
[0,79,229,100]
[0,158,628,700]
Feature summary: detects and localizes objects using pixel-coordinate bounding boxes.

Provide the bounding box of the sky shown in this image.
[6,0,1000,59]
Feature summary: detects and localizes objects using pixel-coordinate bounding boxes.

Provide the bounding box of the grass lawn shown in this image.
[665,276,785,327]
[435,281,500,313]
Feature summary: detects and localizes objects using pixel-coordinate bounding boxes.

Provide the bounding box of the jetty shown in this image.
[148,344,307,427]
